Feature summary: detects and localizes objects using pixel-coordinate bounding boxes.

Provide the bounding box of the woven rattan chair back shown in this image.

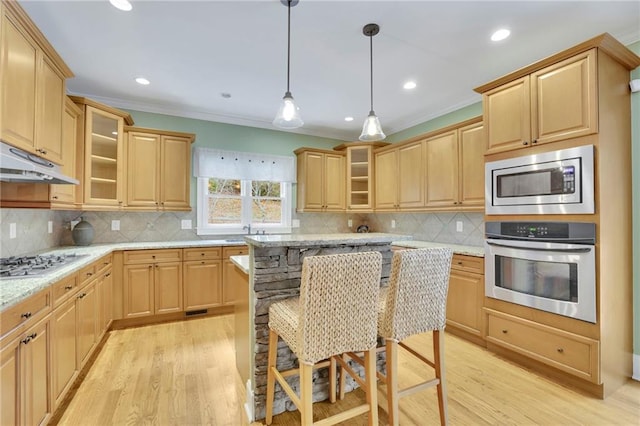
[379,248,453,342]
[295,251,382,364]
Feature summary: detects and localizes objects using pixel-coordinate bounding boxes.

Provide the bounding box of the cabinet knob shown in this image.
[21,336,32,345]
[78,293,86,299]
[201,253,205,256]
[453,201,458,205]
[105,272,111,277]
[86,272,93,277]
[152,255,156,259]
[65,285,73,290]
[532,139,538,144]
[21,312,32,319]
[27,332,37,340]
[457,261,463,265]
[501,329,508,334]
[557,348,564,353]
[522,141,529,146]
[52,196,58,200]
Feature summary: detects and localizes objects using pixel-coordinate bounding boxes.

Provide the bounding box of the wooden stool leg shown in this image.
[364,348,379,426]
[299,362,314,425]
[386,338,399,426]
[265,329,278,425]
[434,330,448,426]
[338,353,347,400]
[329,355,337,403]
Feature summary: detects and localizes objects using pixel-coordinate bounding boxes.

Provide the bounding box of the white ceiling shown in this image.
[19,0,640,141]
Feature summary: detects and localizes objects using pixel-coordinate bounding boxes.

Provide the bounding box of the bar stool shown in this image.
[265,251,382,426]
[339,247,453,426]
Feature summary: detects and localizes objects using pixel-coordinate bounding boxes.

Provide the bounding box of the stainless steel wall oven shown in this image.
[485,221,596,323]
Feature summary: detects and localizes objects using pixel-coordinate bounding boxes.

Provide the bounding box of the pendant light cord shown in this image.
[369,32,374,112]
[286,0,291,93]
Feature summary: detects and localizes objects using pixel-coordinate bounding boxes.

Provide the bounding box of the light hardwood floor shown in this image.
[53,315,640,425]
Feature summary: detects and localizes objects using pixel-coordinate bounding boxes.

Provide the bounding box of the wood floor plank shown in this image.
[52,315,640,426]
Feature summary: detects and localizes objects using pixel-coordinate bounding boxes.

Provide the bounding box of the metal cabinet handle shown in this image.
[21,312,32,319]
[21,337,32,345]
[86,272,93,277]
[532,139,538,144]
[502,329,508,334]
[65,285,73,290]
[78,293,86,299]
[457,261,463,265]
[522,141,529,146]
[105,272,111,277]
[557,348,564,353]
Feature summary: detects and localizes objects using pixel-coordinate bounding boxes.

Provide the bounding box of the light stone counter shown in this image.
[392,240,484,257]
[229,255,249,274]
[0,239,249,312]
[245,232,411,248]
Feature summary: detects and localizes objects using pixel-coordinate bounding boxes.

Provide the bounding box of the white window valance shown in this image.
[193,148,296,182]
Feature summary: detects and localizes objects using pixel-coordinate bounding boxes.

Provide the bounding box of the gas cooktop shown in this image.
[0,253,89,279]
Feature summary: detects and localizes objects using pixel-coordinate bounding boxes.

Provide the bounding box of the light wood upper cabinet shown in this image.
[458,122,485,207]
[49,97,82,206]
[425,131,458,207]
[0,1,72,165]
[126,128,194,211]
[295,148,345,212]
[373,148,397,210]
[374,141,425,211]
[481,50,597,154]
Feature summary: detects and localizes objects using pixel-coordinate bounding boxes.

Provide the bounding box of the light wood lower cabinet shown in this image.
[485,309,600,384]
[446,254,485,344]
[76,280,97,367]
[123,249,183,318]
[183,258,222,311]
[0,315,52,426]
[222,246,248,305]
[51,296,77,408]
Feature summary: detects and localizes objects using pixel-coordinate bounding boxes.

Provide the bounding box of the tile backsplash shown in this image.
[1,208,483,257]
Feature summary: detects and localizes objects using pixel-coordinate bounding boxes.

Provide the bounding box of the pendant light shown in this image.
[359,23,386,141]
[273,0,303,129]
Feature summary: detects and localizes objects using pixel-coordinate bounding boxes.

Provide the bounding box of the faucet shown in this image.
[243,225,251,235]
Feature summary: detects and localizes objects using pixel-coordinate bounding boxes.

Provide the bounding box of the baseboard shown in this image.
[633,353,640,381]
[244,380,255,423]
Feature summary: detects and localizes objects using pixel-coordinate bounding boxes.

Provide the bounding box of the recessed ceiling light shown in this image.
[491,29,511,42]
[135,77,150,85]
[403,81,417,90]
[109,0,132,12]
[344,116,354,122]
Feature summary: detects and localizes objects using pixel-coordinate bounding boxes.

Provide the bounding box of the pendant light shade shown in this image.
[273,0,303,129]
[359,23,385,141]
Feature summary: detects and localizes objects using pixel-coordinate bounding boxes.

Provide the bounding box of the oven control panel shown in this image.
[485,221,596,243]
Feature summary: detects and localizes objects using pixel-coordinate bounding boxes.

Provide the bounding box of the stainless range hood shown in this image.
[0,141,78,185]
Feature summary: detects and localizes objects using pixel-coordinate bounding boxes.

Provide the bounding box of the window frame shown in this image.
[196,177,292,236]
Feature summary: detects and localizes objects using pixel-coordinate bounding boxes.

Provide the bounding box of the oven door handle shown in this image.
[486,241,592,253]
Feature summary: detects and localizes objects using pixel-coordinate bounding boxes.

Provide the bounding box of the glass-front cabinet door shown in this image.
[84,106,124,206]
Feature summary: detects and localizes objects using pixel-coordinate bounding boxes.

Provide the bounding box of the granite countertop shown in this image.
[391,240,484,257]
[245,232,412,248]
[229,255,250,274]
[0,239,249,313]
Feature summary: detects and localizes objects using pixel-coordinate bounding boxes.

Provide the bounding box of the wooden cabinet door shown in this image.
[484,76,531,154]
[160,136,191,210]
[154,262,183,314]
[36,57,64,164]
[84,106,124,206]
[127,132,160,208]
[0,336,19,425]
[374,149,398,210]
[300,151,324,210]
[458,122,485,207]
[222,259,237,306]
[398,141,425,208]
[324,153,345,211]
[22,317,51,426]
[76,281,97,367]
[183,260,222,310]
[1,13,38,151]
[123,264,154,318]
[446,270,483,337]
[51,298,77,408]
[102,269,113,330]
[425,132,458,207]
[50,98,80,204]
[531,49,597,146]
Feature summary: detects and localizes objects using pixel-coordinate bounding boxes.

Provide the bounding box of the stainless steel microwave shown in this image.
[485,145,594,215]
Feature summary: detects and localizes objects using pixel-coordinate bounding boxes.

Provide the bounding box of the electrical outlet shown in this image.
[9,223,16,239]
[48,221,53,234]
[348,219,353,228]
[181,219,192,230]
[391,219,396,229]
[456,221,464,232]
[111,220,120,231]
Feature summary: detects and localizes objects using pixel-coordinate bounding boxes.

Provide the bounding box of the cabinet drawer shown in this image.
[1,289,51,337]
[486,310,599,383]
[77,263,96,286]
[95,254,112,274]
[124,249,182,264]
[223,246,248,258]
[451,254,484,274]
[184,247,222,261]
[52,273,78,307]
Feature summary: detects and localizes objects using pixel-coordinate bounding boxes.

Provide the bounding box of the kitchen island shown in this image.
[240,233,410,421]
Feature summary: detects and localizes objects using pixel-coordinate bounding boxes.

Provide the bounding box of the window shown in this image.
[197,177,291,235]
